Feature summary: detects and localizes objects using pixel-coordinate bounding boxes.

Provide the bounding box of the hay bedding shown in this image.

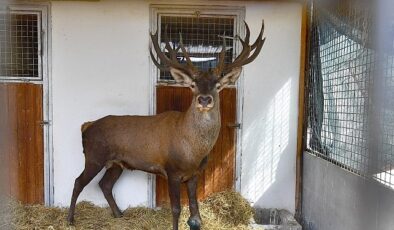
[2,191,254,230]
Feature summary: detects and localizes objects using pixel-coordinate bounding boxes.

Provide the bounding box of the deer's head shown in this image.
[150,21,265,112]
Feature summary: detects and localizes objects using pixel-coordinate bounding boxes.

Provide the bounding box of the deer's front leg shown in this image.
[186,175,201,230]
[168,176,181,230]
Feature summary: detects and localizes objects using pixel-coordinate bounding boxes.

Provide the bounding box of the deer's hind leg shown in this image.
[67,161,104,225]
[99,163,123,218]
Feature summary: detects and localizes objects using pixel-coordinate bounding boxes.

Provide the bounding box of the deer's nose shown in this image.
[197,95,213,107]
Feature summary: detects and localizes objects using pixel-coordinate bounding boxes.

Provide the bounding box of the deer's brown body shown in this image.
[67,21,265,230]
[83,98,220,181]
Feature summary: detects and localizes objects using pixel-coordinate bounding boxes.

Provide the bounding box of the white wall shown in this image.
[240,2,302,213]
[51,0,151,209]
[51,0,302,212]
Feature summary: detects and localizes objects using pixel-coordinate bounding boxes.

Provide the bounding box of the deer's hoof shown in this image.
[187,218,201,230]
[67,216,75,226]
[113,211,123,218]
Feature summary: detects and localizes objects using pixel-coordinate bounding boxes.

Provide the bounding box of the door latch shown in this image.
[39,120,51,126]
[227,123,241,129]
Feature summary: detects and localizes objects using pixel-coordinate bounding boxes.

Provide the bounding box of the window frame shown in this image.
[0,6,46,82]
[150,5,245,85]
[157,14,236,82]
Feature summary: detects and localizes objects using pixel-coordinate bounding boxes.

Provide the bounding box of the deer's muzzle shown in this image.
[197,95,214,110]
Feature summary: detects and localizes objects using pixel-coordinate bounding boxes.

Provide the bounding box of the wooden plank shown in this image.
[155,86,236,206]
[295,3,309,218]
[26,84,35,203]
[8,84,19,200]
[0,84,9,197]
[221,89,236,190]
[16,83,27,202]
[34,85,44,203]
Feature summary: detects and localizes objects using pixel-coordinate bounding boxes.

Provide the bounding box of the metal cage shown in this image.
[306,0,394,189]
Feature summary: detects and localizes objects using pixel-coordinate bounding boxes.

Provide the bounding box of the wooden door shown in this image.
[155,86,237,205]
[0,83,44,204]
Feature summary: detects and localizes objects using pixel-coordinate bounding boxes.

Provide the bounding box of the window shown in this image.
[158,16,234,81]
[0,9,42,81]
[151,5,245,83]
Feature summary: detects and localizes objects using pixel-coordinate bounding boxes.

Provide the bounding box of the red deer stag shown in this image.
[67,20,265,230]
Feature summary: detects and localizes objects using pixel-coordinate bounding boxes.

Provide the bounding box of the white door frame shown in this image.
[2,3,53,206]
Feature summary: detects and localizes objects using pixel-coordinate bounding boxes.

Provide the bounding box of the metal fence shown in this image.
[306,0,394,189]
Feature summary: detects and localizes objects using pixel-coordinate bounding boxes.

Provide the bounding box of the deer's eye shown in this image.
[190,83,196,88]
[216,83,221,89]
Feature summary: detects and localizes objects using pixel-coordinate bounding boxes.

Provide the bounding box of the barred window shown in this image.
[158,15,235,82]
[0,10,42,80]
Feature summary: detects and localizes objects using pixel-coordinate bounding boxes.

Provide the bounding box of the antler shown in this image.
[213,33,227,76]
[218,20,266,75]
[150,21,265,78]
[150,26,197,76]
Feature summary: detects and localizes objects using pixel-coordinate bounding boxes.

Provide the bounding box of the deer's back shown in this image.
[82,112,182,170]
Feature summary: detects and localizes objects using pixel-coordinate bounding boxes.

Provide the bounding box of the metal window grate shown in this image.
[306,1,394,189]
[0,11,40,79]
[158,15,234,81]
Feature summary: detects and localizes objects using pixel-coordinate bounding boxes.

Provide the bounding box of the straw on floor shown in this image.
[2,190,254,230]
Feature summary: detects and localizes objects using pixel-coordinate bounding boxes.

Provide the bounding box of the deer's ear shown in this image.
[216,67,242,91]
[170,67,194,86]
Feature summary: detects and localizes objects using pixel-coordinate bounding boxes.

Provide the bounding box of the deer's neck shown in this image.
[181,97,221,154]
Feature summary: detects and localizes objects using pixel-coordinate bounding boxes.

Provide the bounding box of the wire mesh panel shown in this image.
[375,53,394,187]
[0,11,41,80]
[158,15,234,81]
[306,0,394,189]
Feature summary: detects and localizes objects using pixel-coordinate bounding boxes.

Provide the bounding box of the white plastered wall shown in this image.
[241,2,302,213]
[51,0,151,209]
[51,0,302,213]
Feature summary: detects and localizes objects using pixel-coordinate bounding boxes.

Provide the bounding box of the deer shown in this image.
[67,20,265,230]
